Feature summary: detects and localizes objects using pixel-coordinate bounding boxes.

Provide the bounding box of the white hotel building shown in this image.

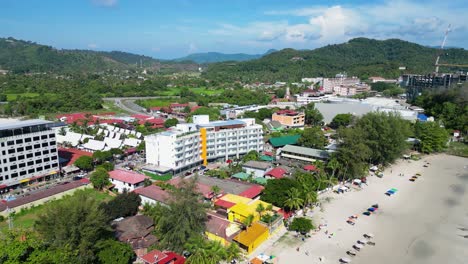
[145,115,263,174]
[0,120,60,191]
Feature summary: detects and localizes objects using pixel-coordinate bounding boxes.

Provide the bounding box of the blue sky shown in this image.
[1,0,467,59]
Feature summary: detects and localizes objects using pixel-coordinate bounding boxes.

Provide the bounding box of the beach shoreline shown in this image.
[252,154,468,264]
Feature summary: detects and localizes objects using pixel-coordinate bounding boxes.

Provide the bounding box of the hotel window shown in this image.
[33,136,39,141]
[34,144,40,149]
[35,151,41,157]
[27,161,34,166]
[10,165,17,170]
[20,170,27,176]
[28,169,35,174]
[17,147,24,152]
[7,141,14,146]
[42,143,48,147]
[16,139,23,144]
[25,137,32,143]
[8,149,15,154]
[44,164,51,170]
[26,153,33,158]
[36,167,43,172]
[18,155,25,160]
[41,135,47,140]
[26,146,32,150]
[9,157,16,162]
[11,172,18,178]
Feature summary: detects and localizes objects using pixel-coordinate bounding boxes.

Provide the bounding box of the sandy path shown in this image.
[260,154,468,264]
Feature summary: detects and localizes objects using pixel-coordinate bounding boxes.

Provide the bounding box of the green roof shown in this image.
[260,155,274,161]
[253,177,268,185]
[269,135,301,147]
[232,172,249,180]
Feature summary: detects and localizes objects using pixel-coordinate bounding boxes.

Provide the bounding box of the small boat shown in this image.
[340,257,352,263]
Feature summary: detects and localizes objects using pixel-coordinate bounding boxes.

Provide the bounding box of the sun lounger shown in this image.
[363,233,374,238]
[340,257,352,263]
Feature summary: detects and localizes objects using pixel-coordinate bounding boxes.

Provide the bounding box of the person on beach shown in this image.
[296,247,300,252]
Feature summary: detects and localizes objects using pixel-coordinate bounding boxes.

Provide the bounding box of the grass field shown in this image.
[142,171,173,181]
[6,93,40,101]
[100,100,131,114]
[446,141,468,158]
[0,188,112,231]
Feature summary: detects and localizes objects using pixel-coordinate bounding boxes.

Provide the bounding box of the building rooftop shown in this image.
[239,185,265,199]
[197,120,246,128]
[233,222,269,247]
[281,144,332,159]
[109,170,149,185]
[133,185,170,204]
[0,119,52,131]
[242,161,271,170]
[265,167,287,179]
[269,135,300,148]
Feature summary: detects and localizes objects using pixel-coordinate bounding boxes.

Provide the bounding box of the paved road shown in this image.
[103,96,178,115]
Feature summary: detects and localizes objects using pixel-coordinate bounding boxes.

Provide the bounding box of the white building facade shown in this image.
[0,120,60,189]
[146,115,264,174]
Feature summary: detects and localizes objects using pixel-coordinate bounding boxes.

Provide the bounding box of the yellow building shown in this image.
[205,213,241,246]
[233,222,269,253]
[272,109,305,128]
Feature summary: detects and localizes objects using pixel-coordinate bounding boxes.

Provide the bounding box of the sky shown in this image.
[1,0,467,59]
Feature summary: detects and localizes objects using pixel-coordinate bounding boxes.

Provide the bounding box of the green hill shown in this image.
[203,38,468,82]
[0,37,198,73]
[173,49,277,64]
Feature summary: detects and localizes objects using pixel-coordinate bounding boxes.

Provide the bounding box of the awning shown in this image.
[19,178,30,183]
[31,175,45,180]
[48,170,58,175]
[0,184,7,189]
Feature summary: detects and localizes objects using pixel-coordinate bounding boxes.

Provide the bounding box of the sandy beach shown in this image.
[257,154,468,264]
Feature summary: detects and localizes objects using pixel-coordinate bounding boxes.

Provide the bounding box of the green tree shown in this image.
[326,157,340,178]
[255,203,266,217]
[74,156,94,171]
[136,141,145,152]
[100,192,141,221]
[152,178,207,252]
[302,103,323,126]
[93,150,113,164]
[97,162,114,172]
[262,178,302,208]
[90,168,110,190]
[335,127,372,179]
[284,188,304,211]
[242,150,260,162]
[96,240,135,264]
[289,217,314,233]
[242,214,255,228]
[211,185,221,197]
[297,127,327,149]
[34,190,112,263]
[329,113,353,129]
[414,121,449,153]
[164,118,179,128]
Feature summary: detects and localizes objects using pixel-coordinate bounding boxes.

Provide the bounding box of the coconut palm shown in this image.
[326,158,340,178]
[284,188,304,211]
[242,214,255,228]
[211,185,221,197]
[256,203,265,217]
[58,127,67,136]
[226,242,243,262]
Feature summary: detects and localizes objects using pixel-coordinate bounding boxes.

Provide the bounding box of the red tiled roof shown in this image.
[304,165,317,171]
[190,106,202,112]
[140,249,185,264]
[265,167,287,179]
[239,185,264,199]
[275,109,299,116]
[150,106,162,111]
[264,151,273,156]
[168,177,219,199]
[214,198,236,209]
[132,114,153,120]
[109,170,149,184]
[133,185,170,204]
[170,103,189,108]
[58,147,93,166]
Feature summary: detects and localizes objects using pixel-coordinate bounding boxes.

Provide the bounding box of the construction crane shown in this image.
[434,24,468,72]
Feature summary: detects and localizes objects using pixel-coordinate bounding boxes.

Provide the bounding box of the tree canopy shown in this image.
[74,156,94,171]
[414,121,449,153]
[329,113,353,129]
[90,168,111,190]
[298,127,327,149]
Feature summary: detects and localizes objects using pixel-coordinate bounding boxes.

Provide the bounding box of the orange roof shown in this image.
[233,222,268,246]
[250,258,263,264]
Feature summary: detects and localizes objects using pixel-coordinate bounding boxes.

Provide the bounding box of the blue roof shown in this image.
[417,114,428,121]
[198,120,245,127]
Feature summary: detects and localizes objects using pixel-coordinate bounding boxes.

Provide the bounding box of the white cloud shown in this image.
[91,0,117,7]
[221,0,467,49]
[87,43,98,49]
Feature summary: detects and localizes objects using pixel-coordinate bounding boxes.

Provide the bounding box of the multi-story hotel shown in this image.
[271,109,305,128]
[0,120,60,190]
[145,115,263,174]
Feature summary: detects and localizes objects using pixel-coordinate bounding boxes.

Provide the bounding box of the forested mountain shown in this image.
[173,49,277,63]
[0,37,198,73]
[203,38,468,82]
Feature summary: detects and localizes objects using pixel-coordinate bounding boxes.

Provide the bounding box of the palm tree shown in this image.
[284,188,304,212]
[266,204,273,212]
[256,203,265,217]
[226,242,243,262]
[211,185,221,198]
[242,214,255,228]
[302,188,317,214]
[58,127,67,136]
[327,158,340,178]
